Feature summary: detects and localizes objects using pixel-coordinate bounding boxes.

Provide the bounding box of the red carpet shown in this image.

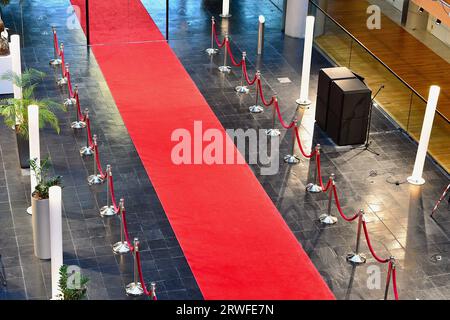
[71,0,334,300]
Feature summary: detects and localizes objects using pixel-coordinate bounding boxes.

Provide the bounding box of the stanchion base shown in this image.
[218,65,231,73]
[249,105,264,114]
[319,214,338,225]
[265,129,281,137]
[112,241,130,254]
[284,155,300,165]
[64,98,77,106]
[57,77,68,86]
[205,48,219,55]
[219,13,232,18]
[100,205,116,217]
[235,85,249,94]
[407,176,425,186]
[306,183,322,193]
[296,98,312,107]
[49,58,62,66]
[71,121,86,129]
[87,174,104,185]
[346,253,367,265]
[125,282,144,297]
[80,146,94,157]
[27,206,32,215]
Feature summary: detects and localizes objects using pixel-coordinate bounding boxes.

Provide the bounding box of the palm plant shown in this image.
[0,68,65,138]
[57,265,89,300]
[29,157,62,200]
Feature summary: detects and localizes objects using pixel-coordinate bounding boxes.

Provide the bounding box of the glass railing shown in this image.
[309,0,450,173]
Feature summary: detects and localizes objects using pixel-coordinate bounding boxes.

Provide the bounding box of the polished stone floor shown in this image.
[0,0,449,300]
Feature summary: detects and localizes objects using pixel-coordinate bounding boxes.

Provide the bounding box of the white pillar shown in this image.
[407,85,440,185]
[220,0,231,18]
[10,35,22,100]
[285,0,309,38]
[28,105,40,215]
[296,16,315,106]
[49,186,63,300]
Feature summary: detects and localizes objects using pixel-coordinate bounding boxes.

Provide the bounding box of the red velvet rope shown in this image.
[392,265,399,300]
[75,92,83,120]
[257,79,275,107]
[316,152,328,191]
[331,185,360,222]
[53,31,61,56]
[242,61,257,85]
[212,22,226,48]
[60,49,66,77]
[94,144,107,179]
[294,127,316,159]
[85,117,94,147]
[362,220,389,263]
[273,100,296,129]
[66,70,74,97]
[135,251,157,299]
[121,208,134,251]
[225,40,243,67]
[108,174,119,213]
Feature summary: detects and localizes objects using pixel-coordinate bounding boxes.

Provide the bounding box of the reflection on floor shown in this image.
[312,0,450,172]
[0,0,449,300]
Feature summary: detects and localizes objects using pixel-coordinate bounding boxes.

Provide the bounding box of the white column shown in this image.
[49,186,63,300]
[285,0,309,38]
[296,16,315,106]
[220,0,231,18]
[10,35,22,100]
[407,85,440,185]
[28,105,40,215]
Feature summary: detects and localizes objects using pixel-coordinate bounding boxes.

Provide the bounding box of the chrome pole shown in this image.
[87,134,104,185]
[383,258,395,300]
[346,210,367,265]
[65,84,77,107]
[80,109,94,156]
[125,238,144,296]
[205,17,219,55]
[49,26,62,66]
[249,71,264,113]
[319,174,338,225]
[57,62,68,86]
[235,51,249,94]
[70,86,87,129]
[112,199,131,254]
[306,144,322,193]
[284,119,300,164]
[265,96,281,137]
[218,34,231,73]
[100,165,116,217]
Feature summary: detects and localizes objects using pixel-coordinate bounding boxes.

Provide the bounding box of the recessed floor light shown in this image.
[277,77,292,83]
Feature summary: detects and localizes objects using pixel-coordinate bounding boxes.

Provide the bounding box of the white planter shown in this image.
[32,197,51,260]
[0,53,13,95]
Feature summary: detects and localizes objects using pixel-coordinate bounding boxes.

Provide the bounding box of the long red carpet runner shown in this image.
[71,0,334,299]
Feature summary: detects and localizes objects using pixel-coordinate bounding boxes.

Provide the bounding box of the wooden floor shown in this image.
[314,0,450,172]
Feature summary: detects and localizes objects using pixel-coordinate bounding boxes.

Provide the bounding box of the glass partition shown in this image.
[309,0,450,172]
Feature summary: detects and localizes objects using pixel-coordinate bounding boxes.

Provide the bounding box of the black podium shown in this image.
[316,67,357,131]
[326,79,372,145]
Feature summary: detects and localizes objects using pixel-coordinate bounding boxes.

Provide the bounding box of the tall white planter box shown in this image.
[0,52,13,94]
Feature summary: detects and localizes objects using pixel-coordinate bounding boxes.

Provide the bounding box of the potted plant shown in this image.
[30,157,62,260]
[57,265,89,300]
[0,69,65,168]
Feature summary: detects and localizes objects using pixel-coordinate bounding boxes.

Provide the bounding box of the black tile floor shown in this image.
[1,0,450,300]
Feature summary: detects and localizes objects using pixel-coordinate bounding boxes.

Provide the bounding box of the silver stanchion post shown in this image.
[249,71,264,114]
[70,86,87,130]
[346,210,367,265]
[87,134,105,185]
[284,119,300,164]
[100,165,116,217]
[235,51,249,94]
[257,15,265,55]
[80,109,93,156]
[384,257,396,300]
[319,174,338,225]
[306,144,322,193]
[126,238,144,297]
[265,96,281,137]
[64,84,77,107]
[57,61,68,86]
[218,34,231,73]
[112,199,131,254]
[205,17,219,56]
[150,282,157,300]
[49,27,62,66]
